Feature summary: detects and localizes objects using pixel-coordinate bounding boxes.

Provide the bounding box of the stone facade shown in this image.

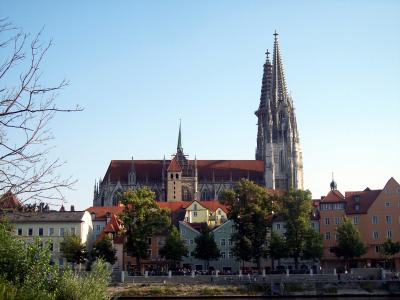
[255,32,303,190]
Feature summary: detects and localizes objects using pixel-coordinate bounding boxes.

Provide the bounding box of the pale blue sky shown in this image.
[2,1,399,209]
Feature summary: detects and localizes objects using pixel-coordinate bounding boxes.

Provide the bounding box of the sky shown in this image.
[2,1,400,210]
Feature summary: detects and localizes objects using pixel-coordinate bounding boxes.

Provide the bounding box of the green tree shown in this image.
[120,188,171,274]
[193,224,220,271]
[91,236,117,265]
[159,226,188,270]
[381,239,400,270]
[60,234,87,267]
[332,217,367,270]
[220,179,277,271]
[268,232,288,270]
[281,189,313,269]
[302,228,323,262]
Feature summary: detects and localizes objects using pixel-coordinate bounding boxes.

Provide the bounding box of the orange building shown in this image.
[318,177,400,271]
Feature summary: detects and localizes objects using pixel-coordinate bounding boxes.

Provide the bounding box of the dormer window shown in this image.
[355,204,360,211]
[354,196,360,202]
[194,204,197,210]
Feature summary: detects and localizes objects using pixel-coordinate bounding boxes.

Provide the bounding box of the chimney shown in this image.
[70,205,75,211]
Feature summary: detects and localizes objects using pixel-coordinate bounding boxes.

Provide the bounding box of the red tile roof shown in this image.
[103,159,264,184]
[103,214,123,233]
[321,190,345,203]
[167,156,182,172]
[344,189,382,214]
[0,191,21,210]
[198,201,228,213]
[86,205,124,219]
[158,201,190,212]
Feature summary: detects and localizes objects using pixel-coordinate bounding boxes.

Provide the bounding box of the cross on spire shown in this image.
[273,30,279,39]
[265,49,270,59]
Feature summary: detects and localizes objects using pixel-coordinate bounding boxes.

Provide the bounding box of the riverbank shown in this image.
[108,281,400,298]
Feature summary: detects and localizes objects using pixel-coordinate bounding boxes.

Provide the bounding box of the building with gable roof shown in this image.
[318,177,400,271]
[93,32,303,206]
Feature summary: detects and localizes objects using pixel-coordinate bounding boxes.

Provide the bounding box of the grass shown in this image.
[109,283,269,298]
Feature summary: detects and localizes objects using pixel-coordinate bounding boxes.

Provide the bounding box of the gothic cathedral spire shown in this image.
[255,32,303,190]
[177,119,183,153]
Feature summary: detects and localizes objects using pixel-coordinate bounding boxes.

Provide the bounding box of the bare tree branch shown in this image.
[0,19,82,204]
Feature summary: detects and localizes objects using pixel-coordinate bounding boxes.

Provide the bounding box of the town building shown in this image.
[92,32,303,206]
[318,177,400,271]
[7,209,93,267]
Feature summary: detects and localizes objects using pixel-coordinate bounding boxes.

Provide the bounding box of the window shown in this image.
[17,228,22,236]
[372,216,378,224]
[387,229,393,239]
[352,216,359,225]
[228,238,232,246]
[96,225,101,232]
[373,231,379,240]
[49,242,54,252]
[221,251,226,259]
[355,204,360,211]
[175,173,179,179]
[38,228,44,236]
[218,210,221,215]
[147,249,152,257]
[49,228,54,236]
[189,239,194,245]
[311,222,315,229]
[70,227,75,235]
[375,245,382,253]
[28,228,33,236]
[170,174,173,179]
[60,228,65,236]
[228,251,233,259]
[220,238,226,246]
[194,204,197,210]
[335,217,341,225]
[385,202,391,208]
[181,228,186,235]
[386,216,392,224]
[231,226,236,233]
[276,223,281,230]
[324,218,330,225]
[148,238,152,245]
[354,196,360,202]
[325,232,331,240]
[193,211,198,217]
[58,258,64,266]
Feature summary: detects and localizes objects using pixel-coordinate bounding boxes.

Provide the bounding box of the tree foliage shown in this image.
[159,226,188,269]
[120,187,170,273]
[220,179,277,270]
[332,217,367,267]
[302,228,323,261]
[0,219,110,299]
[381,239,400,269]
[91,236,117,265]
[268,232,288,267]
[192,224,220,270]
[281,189,313,269]
[0,19,81,203]
[60,234,87,265]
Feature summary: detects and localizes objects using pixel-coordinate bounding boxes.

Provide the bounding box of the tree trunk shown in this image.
[294,255,299,270]
[137,256,142,275]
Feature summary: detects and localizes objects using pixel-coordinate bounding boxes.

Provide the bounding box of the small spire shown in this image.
[330,172,337,191]
[265,49,270,60]
[177,119,183,152]
[273,30,279,39]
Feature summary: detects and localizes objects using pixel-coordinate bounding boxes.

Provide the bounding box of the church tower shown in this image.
[255,32,303,190]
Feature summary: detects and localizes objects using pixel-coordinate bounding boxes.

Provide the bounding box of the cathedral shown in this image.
[93,32,303,206]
